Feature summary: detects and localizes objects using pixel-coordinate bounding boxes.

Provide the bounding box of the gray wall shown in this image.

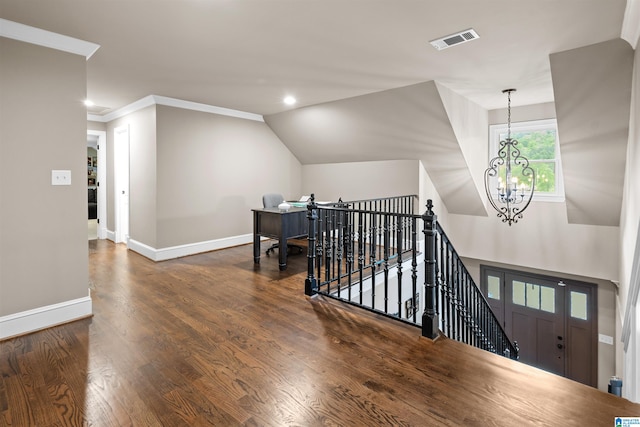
[0,37,89,316]
[155,105,302,248]
[301,160,420,203]
[105,105,303,250]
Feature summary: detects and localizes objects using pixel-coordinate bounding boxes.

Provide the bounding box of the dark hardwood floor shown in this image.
[1,239,639,426]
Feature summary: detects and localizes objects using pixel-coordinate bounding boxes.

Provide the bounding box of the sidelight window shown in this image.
[487,275,501,300]
[570,291,588,320]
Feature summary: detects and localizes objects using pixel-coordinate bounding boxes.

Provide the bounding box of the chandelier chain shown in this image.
[507,90,512,140]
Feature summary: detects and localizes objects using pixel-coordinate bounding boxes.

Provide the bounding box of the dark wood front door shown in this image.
[480,266,597,387]
[504,273,566,376]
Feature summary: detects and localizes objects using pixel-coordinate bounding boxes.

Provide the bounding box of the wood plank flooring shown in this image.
[1,239,639,426]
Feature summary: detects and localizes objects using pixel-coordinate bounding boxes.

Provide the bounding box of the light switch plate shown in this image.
[52,170,71,186]
[598,334,614,345]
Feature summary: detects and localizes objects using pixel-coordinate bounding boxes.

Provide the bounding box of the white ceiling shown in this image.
[0,0,630,116]
[2,0,637,225]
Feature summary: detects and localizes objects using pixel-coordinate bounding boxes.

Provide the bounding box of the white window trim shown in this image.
[488,118,565,203]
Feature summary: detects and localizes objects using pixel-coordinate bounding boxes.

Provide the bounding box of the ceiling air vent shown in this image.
[430,28,479,50]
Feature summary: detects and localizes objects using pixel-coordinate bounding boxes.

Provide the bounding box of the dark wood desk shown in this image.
[252,207,307,270]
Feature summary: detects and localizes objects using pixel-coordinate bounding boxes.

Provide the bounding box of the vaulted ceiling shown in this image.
[0,0,637,224]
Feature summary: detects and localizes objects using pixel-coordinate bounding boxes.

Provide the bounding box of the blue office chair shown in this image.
[262,193,304,256]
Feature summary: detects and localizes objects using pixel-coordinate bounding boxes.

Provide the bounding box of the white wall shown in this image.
[448,202,619,281]
[436,82,489,207]
[619,37,640,402]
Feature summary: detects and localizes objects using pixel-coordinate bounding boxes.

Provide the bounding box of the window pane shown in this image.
[571,291,588,320]
[530,162,556,193]
[487,276,501,300]
[526,283,540,310]
[512,281,526,306]
[540,286,555,313]
[510,129,557,160]
[490,119,563,201]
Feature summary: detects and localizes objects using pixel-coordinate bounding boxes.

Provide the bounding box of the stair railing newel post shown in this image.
[422,199,440,339]
[305,194,318,296]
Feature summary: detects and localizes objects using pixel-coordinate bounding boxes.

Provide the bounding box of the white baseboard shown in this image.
[0,295,93,340]
[106,229,116,242]
[128,233,257,261]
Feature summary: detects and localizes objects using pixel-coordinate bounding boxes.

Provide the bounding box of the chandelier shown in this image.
[484,89,536,225]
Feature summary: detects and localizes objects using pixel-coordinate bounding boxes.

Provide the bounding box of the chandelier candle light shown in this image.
[484,89,536,225]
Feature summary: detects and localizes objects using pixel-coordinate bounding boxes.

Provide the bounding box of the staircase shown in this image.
[304,194,519,360]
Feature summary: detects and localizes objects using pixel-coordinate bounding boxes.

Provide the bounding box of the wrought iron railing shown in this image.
[434,222,518,358]
[305,194,419,319]
[304,195,518,360]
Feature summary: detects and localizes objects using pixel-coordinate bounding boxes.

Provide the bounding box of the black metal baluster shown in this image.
[434,232,440,329]
[383,214,390,314]
[454,259,460,343]
[358,211,365,305]
[396,216,404,320]
[346,210,354,302]
[316,209,324,287]
[410,216,418,322]
[369,210,377,310]
[324,211,332,293]
[336,208,344,298]
[443,236,451,338]
[305,195,318,296]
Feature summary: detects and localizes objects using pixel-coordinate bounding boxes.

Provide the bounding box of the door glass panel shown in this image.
[512,280,526,306]
[487,275,501,300]
[570,291,588,320]
[526,283,540,309]
[512,280,556,313]
[540,286,555,313]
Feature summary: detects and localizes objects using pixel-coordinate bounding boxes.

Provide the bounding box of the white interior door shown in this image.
[114,125,130,245]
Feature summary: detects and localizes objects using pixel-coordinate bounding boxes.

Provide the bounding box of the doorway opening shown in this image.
[87,130,106,240]
[480,265,598,387]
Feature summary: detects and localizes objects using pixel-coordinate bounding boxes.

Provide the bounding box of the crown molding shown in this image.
[88,95,156,123]
[88,95,264,123]
[0,19,99,59]
[622,0,640,49]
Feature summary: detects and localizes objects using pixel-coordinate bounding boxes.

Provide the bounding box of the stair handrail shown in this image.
[305,194,519,359]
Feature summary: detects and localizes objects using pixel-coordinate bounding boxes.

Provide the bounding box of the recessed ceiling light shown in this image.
[83,99,95,107]
[283,96,296,105]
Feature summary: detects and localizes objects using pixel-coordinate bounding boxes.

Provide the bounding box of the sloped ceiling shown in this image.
[264,81,486,216]
[0,1,628,116]
[550,38,634,226]
[1,0,636,224]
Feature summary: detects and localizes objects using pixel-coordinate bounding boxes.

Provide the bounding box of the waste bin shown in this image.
[608,376,622,396]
